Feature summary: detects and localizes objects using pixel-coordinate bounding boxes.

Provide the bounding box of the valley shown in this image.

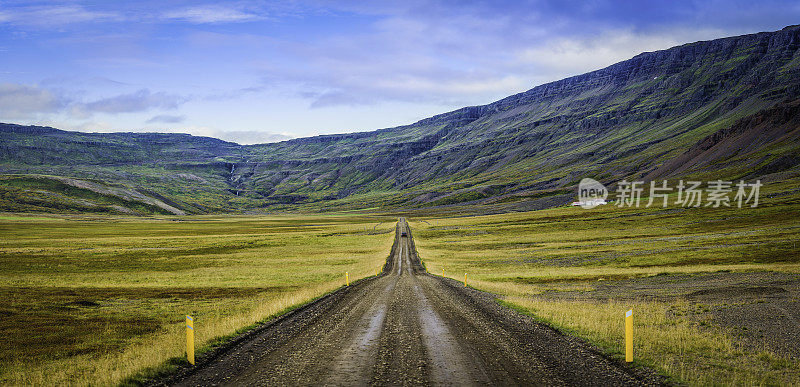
[2,26,799,214]
[1,23,799,387]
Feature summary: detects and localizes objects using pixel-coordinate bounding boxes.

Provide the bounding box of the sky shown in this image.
[1,1,798,144]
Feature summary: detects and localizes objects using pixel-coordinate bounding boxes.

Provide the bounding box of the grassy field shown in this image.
[0,214,395,385]
[411,181,800,385]
[3,178,799,386]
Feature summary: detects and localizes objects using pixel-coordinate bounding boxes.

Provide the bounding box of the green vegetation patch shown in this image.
[412,186,800,385]
[0,214,395,385]
[0,176,172,215]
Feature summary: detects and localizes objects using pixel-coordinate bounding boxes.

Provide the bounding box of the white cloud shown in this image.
[308,91,369,109]
[211,130,293,145]
[163,5,262,24]
[245,14,736,110]
[0,83,188,121]
[146,114,185,124]
[78,89,186,114]
[514,28,728,82]
[132,125,293,144]
[0,83,64,119]
[371,75,526,97]
[2,1,794,139]
[0,5,119,27]
[61,120,117,133]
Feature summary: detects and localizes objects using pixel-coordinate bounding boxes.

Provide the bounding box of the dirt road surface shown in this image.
[160,219,663,386]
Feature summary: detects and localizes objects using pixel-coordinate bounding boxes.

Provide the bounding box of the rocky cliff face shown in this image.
[646,99,800,180]
[2,26,800,213]
[237,25,800,210]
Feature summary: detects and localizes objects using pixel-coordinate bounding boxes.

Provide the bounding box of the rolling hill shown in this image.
[2,25,800,215]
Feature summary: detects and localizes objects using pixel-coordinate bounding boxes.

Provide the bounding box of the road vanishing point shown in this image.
[162,219,663,386]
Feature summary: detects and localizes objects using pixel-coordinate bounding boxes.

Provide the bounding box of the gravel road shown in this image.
[159,219,663,386]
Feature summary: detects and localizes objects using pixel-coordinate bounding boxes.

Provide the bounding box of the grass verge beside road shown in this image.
[411,187,800,385]
[508,297,797,385]
[0,214,394,386]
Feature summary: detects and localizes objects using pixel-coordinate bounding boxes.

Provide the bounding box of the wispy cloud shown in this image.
[146,114,186,124]
[0,5,119,27]
[79,89,185,114]
[511,28,725,83]
[163,5,263,24]
[246,1,759,110]
[0,83,65,119]
[307,91,370,109]
[0,83,187,120]
[3,0,799,138]
[211,130,293,145]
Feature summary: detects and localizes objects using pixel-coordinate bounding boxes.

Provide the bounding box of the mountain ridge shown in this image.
[2,25,800,214]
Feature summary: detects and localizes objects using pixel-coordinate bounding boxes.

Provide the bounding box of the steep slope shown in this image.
[647,99,800,180]
[0,123,242,165]
[242,25,800,211]
[2,25,800,214]
[0,124,247,213]
[0,175,184,215]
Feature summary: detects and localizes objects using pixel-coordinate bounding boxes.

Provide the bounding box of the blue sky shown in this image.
[1,0,798,144]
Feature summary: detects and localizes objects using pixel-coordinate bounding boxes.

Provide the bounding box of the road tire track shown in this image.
[154,219,666,386]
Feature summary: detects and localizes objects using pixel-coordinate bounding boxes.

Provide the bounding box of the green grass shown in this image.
[411,185,800,385]
[0,213,395,385]
[507,297,800,385]
[2,179,799,386]
[0,176,173,215]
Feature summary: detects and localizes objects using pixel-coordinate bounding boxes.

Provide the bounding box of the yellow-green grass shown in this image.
[0,213,395,386]
[411,189,800,385]
[508,297,800,385]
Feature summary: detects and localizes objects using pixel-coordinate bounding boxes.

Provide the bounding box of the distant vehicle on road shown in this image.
[401,231,408,237]
[571,199,607,207]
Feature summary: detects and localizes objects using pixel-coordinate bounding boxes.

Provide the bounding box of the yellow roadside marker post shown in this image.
[625,309,633,362]
[464,273,467,287]
[186,315,195,365]
[346,272,350,286]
